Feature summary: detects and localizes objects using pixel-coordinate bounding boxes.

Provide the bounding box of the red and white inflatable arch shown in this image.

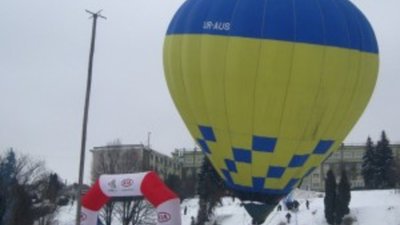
[80,171,181,225]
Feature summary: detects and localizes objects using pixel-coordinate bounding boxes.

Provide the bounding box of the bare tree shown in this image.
[115,197,155,225]
[14,152,48,186]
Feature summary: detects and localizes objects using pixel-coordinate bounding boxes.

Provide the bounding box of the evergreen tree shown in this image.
[196,157,226,225]
[336,170,351,225]
[324,170,337,225]
[0,155,5,220]
[362,137,377,189]
[165,174,184,199]
[375,131,396,189]
[0,149,18,224]
[46,173,63,203]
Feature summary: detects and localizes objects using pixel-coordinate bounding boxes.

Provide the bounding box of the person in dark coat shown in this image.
[190,216,195,225]
[277,204,282,211]
[306,200,310,210]
[292,200,300,211]
[285,212,292,224]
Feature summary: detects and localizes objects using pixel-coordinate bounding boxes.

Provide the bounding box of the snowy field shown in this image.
[58,189,400,225]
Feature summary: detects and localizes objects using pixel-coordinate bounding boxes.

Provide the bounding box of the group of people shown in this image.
[186,199,311,224]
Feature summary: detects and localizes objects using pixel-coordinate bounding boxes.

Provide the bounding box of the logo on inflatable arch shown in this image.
[121,178,134,188]
[108,179,117,189]
[157,212,171,223]
[80,212,87,221]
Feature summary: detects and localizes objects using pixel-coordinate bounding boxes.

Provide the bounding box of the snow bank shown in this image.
[58,189,400,225]
[180,189,400,225]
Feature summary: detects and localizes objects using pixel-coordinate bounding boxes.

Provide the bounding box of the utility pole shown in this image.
[147,131,151,148]
[76,9,106,225]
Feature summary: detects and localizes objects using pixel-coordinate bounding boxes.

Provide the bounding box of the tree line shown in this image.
[324,130,400,225]
[3,130,398,225]
[361,131,399,189]
[324,170,351,225]
[0,149,70,225]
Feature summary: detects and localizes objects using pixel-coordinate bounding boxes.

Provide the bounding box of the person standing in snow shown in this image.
[292,200,299,211]
[285,212,292,224]
[306,200,310,210]
[190,216,195,225]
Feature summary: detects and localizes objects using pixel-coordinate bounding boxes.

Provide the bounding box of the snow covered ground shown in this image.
[59,189,400,225]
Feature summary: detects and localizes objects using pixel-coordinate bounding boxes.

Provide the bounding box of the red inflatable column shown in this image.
[141,171,181,225]
[81,180,110,225]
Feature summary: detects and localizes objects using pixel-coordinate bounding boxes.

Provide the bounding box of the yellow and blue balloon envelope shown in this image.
[164,0,379,195]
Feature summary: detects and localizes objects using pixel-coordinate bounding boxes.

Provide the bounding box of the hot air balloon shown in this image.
[163,0,379,223]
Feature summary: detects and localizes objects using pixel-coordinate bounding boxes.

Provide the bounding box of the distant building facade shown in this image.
[169,143,400,192]
[171,147,204,179]
[90,144,181,182]
[90,142,400,192]
[171,147,204,195]
[300,143,400,191]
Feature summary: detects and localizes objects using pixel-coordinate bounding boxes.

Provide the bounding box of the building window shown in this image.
[344,152,353,159]
[332,153,340,159]
[354,151,363,158]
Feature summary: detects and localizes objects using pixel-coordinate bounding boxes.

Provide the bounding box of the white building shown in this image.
[301,143,400,191]
[90,144,182,182]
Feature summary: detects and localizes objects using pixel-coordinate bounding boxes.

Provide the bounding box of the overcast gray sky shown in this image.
[0,0,399,184]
